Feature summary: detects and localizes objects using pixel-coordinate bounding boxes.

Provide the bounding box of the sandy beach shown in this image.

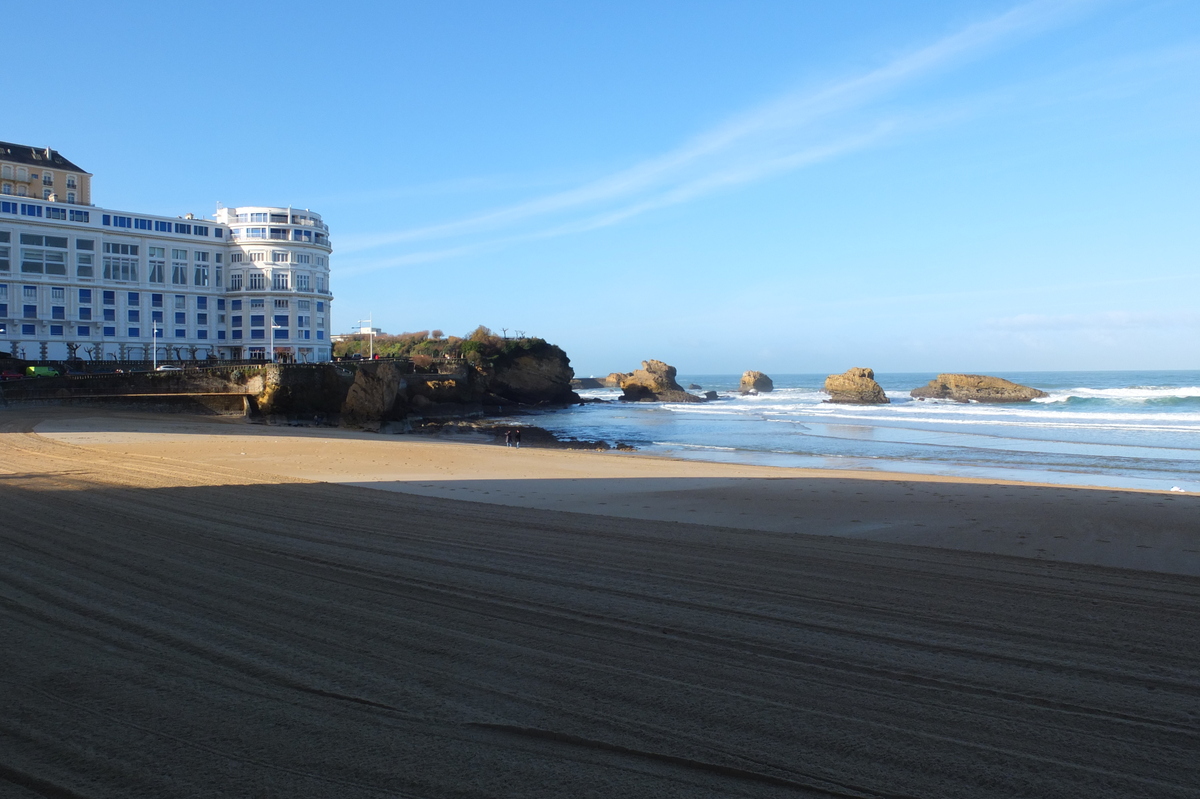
[3,408,1199,797]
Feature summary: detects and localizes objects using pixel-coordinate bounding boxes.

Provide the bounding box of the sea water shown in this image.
[521,371,1200,492]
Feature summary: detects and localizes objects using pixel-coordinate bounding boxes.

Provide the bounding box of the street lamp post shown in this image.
[357,315,376,360]
[152,327,160,370]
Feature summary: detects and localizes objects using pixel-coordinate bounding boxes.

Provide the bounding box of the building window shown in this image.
[273,299,289,309]
[231,315,243,327]
[248,271,265,290]
[250,315,265,327]
[229,272,242,290]
[69,208,87,222]
[249,251,265,262]
[77,325,89,336]
[151,294,163,308]
[66,192,77,205]
[47,206,67,220]
[23,304,37,318]
[272,251,289,263]
[128,327,140,337]
[246,227,266,238]
[78,308,92,321]
[24,286,38,300]
[103,309,115,321]
[229,253,243,263]
[78,288,91,303]
[128,310,140,322]
[50,324,64,336]
[174,223,191,235]
[154,220,171,232]
[22,324,36,336]
[152,310,163,323]
[250,330,265,340]
[249,299,264,309]
[134,218,152,230]
[21,249,67,275]
[174,295,185,310]
[42,172,54,186]
[231,300,242,311]
[272,272,289,291]
[1,183,11,195]
[102,242,139,281]
[172,262,188,285]
[232,330,243,340]
[0,243,9,272]
[174,329,186,338]
[51,306,65,320]
[43,188,53,200]
[295,273,310,291]
[194,265,209,286]
[103,326,116,336]
[274,329,289,340]
[193,225,209,236]
[66,175,77,189]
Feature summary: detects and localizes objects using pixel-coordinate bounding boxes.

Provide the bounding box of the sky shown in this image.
[6,0,1198,374]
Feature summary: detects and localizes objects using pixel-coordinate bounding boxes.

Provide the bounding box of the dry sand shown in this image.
[2,408,1200,797]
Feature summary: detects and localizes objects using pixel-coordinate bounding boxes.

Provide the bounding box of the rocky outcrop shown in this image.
[571,377,606,389]
[340,362,405,427]
[619,360,703,403]
[824,367,889,404]
[603,372,629,388]
[739,371,774,394]
[911,374,1048,403]
[488,344,578,405]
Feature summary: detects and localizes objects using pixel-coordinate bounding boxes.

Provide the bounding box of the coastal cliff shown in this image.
[824,367,890,404]
[911,374,1048,403]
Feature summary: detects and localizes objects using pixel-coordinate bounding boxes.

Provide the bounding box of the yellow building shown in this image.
[0,142,92,206]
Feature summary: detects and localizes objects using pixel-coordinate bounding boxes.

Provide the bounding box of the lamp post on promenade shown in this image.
[152,327,160,370]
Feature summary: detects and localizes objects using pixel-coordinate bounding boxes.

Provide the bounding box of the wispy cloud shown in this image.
[338,0,1103,272]
[985,310,1200,331]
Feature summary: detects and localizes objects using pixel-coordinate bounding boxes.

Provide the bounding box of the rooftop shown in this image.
[0,141,89,174]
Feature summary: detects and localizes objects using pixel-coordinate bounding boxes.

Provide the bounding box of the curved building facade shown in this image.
[216,206,333,362]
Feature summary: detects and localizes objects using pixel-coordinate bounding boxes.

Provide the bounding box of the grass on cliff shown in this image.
[333,326,567,370]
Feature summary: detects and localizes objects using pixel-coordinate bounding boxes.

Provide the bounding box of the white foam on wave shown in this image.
[1034,386,1200,403]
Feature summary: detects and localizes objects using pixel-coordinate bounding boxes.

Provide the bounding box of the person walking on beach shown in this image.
[514,428,521,449]
[504,430,513,447]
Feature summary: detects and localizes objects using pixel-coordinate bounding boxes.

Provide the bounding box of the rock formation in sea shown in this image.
[688,383,703,390]
[910,374,1049,403]
[739,371,774,394]
[823,367,890,404]
[619,360,703,403]
[603,372,629,388]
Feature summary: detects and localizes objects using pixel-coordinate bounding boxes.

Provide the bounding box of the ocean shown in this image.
[521,371,1200,492]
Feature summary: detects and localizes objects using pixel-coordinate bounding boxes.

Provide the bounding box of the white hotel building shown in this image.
[0,141,333,363]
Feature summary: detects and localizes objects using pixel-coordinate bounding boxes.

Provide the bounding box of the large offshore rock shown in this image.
[739,370,774,394]
[824,367,890,404]
[911,374,1048,403]
[619,360,703,403]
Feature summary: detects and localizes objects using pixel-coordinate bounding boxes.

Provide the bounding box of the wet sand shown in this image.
[3,409,1199,797]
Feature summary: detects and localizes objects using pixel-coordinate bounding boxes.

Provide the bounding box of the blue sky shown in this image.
[8,0,1198,374]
